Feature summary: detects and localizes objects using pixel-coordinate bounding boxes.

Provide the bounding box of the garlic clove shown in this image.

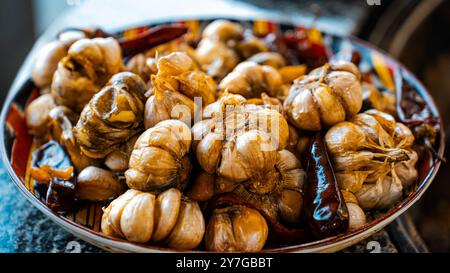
[235,130,278,171]
[326,70,362,116]
[152,188,182,242]
[165,201,205,250]
[205,210,237,251]
[312,84,346,127]
[196,133,223,174]
[347,202,366,231]
[107,189,141,237]
[120,192,156,243]
[217,142,252,182]
[278,189,303,225]
[231,207,268,252]
[287,88,321,131]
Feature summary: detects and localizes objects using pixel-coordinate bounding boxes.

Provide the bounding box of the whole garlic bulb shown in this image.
[325,110,418,210]
[219,61,284,100]
[196,20,243,81]
[48,106,100,172]
[192,93,305,224]
[153,52,216,106]
[101,188,205,249]
[144,52,216,128]
[74,72,147,158]
[32,30,86,90]
[284,61,362,131]
[201,20,243,43]
[51,37,124,112]
[205,205,268,252]
[125,119,192,192]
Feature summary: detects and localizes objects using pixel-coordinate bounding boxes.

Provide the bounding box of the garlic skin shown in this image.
[284,61,362,131]
[125,119,192,192]
[325,110,418,210]
[205,206,268,252]
[74,72,147,159]
[219,61,284,100]
[101,188,205,249]
[248,52,287,69]
[192,92,305,225]
[51,37,124,112]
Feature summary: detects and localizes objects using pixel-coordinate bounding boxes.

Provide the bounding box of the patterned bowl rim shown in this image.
[0,17,445,253]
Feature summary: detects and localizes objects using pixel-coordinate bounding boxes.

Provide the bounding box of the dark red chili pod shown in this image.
[46,177,76,213]
[305,132,349,239]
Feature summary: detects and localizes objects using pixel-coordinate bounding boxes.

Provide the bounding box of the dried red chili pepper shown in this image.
[305,132,349,239]
[59,24,188,58]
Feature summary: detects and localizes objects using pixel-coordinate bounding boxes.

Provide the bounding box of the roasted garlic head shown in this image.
[196,20,243,81]
[284,61,362,131]
[192,93,305,224]
[125,119,192,192]
[144,52,216,128]
[205,205,268,252]
[52,37,124,112]
[325,110,418,210]
[219,61,285,100]
[48,106,100,172]
[101,188,205,249]
[74,72,147,158]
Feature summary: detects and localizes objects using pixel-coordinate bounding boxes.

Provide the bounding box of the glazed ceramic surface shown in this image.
[0,18,444,253]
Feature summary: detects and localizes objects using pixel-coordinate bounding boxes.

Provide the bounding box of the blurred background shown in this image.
[0,0,448,252]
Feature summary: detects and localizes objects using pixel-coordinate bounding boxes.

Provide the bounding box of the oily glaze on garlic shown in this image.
[219,61,285,100]
[284,61,362,131]
[101,188,205,249]
[74,72,147,158]
[48,106,100,172]
[144,52,216,128]
[205,206,268,252]
[192,93,305,224]
[325,110,418,210]
[51,37,124,112]
[125,119,192,192]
